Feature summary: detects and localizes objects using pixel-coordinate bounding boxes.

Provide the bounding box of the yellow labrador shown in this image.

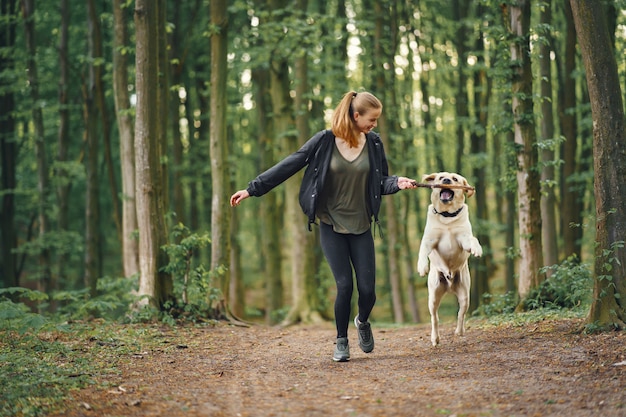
[417,172,482,346]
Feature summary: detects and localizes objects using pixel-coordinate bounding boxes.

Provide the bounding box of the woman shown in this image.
[230,91,417,362]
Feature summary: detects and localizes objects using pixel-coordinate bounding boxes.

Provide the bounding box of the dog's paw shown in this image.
[417,258,429,276]
[471,242,483,257]
[464,237,482,257]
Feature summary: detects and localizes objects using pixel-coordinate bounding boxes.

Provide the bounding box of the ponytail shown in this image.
[331,91,382,148]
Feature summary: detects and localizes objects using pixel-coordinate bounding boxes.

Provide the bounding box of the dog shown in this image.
[417,172,482,346]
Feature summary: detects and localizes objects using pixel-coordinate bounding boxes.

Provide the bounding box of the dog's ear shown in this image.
[422,173,437,183]
[463,178,475,198]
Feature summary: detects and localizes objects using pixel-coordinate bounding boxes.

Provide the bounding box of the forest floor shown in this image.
[49,316,625,417]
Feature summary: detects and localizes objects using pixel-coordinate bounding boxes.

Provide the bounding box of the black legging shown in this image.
[320,222,377,339]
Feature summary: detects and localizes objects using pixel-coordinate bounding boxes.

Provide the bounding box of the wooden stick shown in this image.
[410,181,475,191]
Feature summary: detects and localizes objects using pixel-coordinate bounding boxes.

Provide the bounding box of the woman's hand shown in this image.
[230,190,250,206]
[397,177,418,190]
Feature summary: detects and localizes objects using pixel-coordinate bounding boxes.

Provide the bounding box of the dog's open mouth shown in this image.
[439,189,454,203]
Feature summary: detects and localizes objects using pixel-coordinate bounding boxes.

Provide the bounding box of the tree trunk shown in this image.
[169,4,184,225]
[229,200,245,318]
[281,3,325,325]
[507,0,544,301]
[53,0,71,305]
[228,126,245,318]
[470,9,492,312]
[251,65,284,324]
[539,0,559,270]
[271,56,306,325]
[112,0,139,278]
[559,0,583,261]
[452,0,469,174]
[134,0,173,308]
[0,0,17,288]
[88,0,120,251]
[22,0,52,302]
[569,0,626,330]
[373,0,405,323]
[191,66,210,231]
[402,18,422,323]
[209,0,232,318]
[83,0,102,297]
[157,0,169,211]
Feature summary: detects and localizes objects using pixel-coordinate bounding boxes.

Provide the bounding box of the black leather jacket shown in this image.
[246,129,400,233]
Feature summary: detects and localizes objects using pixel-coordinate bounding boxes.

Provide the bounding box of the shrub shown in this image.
[524,256,592,310]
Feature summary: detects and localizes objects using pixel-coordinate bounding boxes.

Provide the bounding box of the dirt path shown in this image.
[52,318,625,417]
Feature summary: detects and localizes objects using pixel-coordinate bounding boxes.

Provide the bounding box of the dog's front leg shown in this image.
[459,235,483,257]
[417,238,436,276]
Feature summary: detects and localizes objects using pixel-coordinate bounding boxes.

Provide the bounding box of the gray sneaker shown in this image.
[354,316,374,353]
[333,337,350,362]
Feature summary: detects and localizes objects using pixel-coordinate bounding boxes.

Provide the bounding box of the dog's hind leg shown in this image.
[454,272,469,337]
[428,273,447,346]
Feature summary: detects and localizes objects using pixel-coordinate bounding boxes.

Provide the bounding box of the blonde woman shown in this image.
[230,91,417,361]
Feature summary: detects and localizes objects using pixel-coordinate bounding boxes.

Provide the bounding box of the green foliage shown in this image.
[474,291,518,317]
[474,257,593,318]
[160,223,221,322]
[52,275,139,320]
[0,300,49,335]
[595,239,625,300]
[524,257,593,311]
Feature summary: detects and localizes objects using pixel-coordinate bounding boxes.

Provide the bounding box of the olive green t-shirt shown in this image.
[316,142,370,234]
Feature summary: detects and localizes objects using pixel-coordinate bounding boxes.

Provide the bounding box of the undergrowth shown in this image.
[0,296,199,417]
[472,256,593,326]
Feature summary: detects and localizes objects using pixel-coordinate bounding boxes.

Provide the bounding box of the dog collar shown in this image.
[433,206,463,218]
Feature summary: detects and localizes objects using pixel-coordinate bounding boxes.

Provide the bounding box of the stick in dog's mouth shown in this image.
[410,180,476,192]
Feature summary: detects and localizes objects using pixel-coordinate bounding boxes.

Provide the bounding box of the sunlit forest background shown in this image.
[1,0,625,325]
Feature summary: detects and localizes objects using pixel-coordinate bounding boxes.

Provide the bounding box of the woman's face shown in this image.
[353,107,381,134]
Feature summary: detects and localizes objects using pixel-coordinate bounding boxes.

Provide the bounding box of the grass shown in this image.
[0,318,198,417]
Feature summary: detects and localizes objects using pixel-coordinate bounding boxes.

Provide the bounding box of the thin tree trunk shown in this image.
[373,1,405,323]
[83,0,101,297]
[272,56,307,325]
[503,99,516,293]
[560,0,583,261]
[539,0,558,270]
[229,191,245,318]
[209,0,232,318]
[1,0,18,288]
[282,3,324,325]
[157,0,169,211]
[470,9,492,312]
[112,0,139,278]
[54,0,71,304]
[169,4,184,225]
[22,0,52,303]
[402,20,422,323]
[507,0,544,301]
[89,0,120,250]
[570,0,626,329]
[453,0,469,174]
[191,65,209,231]
[251,65,283,324]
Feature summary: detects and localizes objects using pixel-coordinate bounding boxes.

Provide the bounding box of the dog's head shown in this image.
[421,172,474,213]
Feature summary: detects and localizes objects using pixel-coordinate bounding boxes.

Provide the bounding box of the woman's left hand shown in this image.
[398,177,418,190]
